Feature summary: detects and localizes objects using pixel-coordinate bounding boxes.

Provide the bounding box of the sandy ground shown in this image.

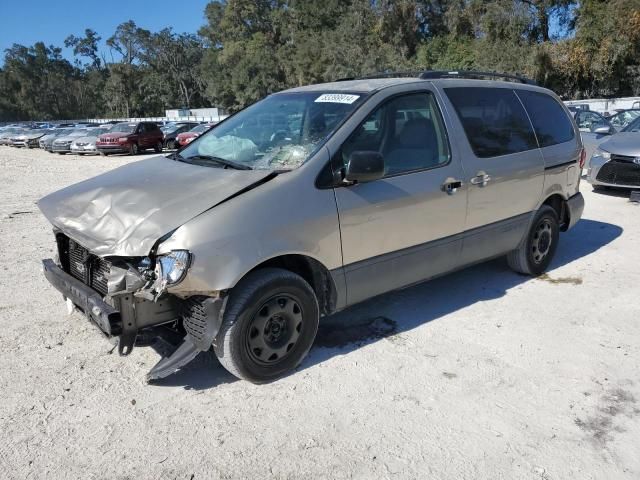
[0,146,639,480]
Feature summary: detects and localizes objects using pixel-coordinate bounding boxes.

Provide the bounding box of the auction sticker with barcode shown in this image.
[314,93,360,104]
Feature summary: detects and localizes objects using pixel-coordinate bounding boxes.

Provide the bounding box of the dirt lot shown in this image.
[1,146,639,479]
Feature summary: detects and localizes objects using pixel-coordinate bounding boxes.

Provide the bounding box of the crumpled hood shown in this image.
[600,132,640,157]
[38,156,275,257]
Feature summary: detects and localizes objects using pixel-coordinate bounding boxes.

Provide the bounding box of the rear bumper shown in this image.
[42,258,122,336]
[566,192,584,231]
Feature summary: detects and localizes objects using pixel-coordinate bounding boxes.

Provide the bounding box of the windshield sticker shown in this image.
[314,93,360,104]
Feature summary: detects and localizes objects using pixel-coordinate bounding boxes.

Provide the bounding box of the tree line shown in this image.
[1,0,639,122]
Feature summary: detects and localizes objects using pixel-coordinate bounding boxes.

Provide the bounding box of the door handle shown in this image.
[442,179,463,195]
[470,172,491,187]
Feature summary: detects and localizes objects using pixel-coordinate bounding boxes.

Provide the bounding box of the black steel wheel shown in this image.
[214,268,319,383]
[246,295,304,365]
[507,205,560,276]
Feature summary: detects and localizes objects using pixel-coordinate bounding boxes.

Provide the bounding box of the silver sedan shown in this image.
[587,117,640,189]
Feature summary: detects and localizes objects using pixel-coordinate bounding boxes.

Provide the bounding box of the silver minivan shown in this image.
[39,72,585,383]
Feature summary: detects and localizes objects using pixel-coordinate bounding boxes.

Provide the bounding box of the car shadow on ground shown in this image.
[153,218,622,390]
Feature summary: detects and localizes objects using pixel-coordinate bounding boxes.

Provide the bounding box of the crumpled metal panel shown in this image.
[38,156,273,257]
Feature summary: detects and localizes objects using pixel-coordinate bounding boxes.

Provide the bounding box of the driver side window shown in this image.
[340,92,450,177]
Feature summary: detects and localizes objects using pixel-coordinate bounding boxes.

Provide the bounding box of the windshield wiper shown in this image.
[186,154,253,170]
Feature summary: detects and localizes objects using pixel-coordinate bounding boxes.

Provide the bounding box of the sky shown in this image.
[0,0,211,63]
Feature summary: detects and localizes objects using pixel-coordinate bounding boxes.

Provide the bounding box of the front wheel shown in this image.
[129,143,138,155]
[214,268,319,383]
[507,205,559,276]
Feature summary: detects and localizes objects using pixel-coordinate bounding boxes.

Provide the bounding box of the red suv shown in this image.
[97,122,164,156]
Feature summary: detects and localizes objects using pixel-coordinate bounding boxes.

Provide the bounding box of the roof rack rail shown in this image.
[336,70,536,85]
[418,70,536,85]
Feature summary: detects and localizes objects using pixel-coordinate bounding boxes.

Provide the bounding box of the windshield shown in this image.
[623,116,640,132]
[111,123,136,134]
[179,91,365,170]
[69,129,88,136]
[85,128,109,136]
[190,124,210,134]
[612,111,640,132]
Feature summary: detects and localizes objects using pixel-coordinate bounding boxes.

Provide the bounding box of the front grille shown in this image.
[56,234,111,296]
[596,159,640,186]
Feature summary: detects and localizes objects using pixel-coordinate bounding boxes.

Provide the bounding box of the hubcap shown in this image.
[247,295,303,365]
[531,219,553,264]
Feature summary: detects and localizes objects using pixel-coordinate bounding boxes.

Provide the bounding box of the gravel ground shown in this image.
[1,146,639,480]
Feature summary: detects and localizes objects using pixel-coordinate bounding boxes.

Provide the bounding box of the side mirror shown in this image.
[593,125,613,135]
[344,151,384,183]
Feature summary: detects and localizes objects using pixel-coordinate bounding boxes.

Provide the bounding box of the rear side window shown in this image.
[445,87,537,158]
[515,90,574,147]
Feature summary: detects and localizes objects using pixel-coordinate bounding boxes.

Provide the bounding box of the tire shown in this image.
[99,151,109,156]
[154,141,163,153]
[214,268,319,383]
[129,143,138,155]
[507,205,560,276]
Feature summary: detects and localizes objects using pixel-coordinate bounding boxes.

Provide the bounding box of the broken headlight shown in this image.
[156,250,191,285]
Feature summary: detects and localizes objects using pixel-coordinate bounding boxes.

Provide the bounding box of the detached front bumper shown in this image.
[42,258,122,336]
[42,255,225,380]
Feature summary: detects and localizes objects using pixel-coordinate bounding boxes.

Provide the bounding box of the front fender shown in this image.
[158,165,343,297]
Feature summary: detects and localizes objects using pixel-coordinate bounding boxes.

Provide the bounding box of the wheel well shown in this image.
[542,194,569,230]
[246,255,338,316]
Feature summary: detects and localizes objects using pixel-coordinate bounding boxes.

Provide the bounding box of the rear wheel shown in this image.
[507,205,559,276]
[154,141,163,153]
[214,268,319,383]
[129,143,138,155]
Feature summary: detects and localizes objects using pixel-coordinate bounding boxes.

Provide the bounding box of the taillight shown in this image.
[579,148,586,169]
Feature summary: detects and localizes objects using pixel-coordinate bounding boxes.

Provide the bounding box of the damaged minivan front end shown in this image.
[38,156,278,380]
[42,229,229,381]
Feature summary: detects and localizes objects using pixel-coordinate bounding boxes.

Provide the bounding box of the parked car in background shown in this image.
[40,129,72,151]
[96,121,164,156]
[0,128,26,145]
[11,129,48,148]
[573,110,612,133]
[607,109,640,130]
[575,111,618,161]
[70,127,111,155]
[175,123,216,147]
[161,122,199,149]
[39,72,584,383]
[587,116,640,189]
[52,129,90,154]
